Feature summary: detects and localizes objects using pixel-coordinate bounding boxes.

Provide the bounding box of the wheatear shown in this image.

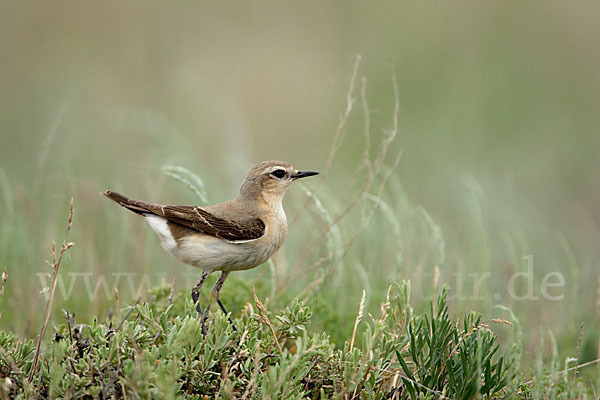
[104,160,318,331]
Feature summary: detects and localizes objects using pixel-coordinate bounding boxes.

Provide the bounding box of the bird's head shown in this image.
[239,160,318,204]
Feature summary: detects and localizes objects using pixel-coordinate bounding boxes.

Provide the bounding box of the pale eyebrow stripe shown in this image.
[266,166,287,173]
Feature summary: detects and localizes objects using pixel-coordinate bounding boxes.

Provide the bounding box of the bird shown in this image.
[103,160,318,331]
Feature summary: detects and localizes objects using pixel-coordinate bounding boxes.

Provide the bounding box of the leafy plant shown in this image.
[0,281,554,399]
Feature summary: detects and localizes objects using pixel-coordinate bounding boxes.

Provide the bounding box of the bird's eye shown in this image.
[271,169,286,179]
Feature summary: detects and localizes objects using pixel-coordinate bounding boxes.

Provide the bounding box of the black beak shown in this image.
[294,170,319,179]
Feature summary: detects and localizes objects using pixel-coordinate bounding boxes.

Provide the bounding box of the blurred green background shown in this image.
[1,1,600,367]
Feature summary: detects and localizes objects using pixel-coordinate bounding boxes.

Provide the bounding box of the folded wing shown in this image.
[104,190,265,241]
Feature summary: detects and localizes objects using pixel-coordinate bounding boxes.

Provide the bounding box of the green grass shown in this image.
[1,274,594,399]
[1,281,579,399]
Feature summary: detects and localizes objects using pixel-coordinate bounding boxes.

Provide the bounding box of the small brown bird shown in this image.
[104,160,318,330]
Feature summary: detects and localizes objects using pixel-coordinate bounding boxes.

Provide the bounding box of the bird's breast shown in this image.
[254,205,287,260]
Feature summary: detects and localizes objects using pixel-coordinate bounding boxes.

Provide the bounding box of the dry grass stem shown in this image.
[350,290,366,352]
[488,318,513,326]
[345,74,375,203]
[28,198,75,382]
[290,54,361,227]
[278,70,402,295]
[380,285,392,322]
[359,76,372,176]
[0,267,7,297]
[252,286,283,356]
[573,322,584,382]
[523,358,600,386]
[302,150,402,296]
[324,54,362,174]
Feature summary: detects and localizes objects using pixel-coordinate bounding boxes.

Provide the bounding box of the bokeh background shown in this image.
[2,1,600,367]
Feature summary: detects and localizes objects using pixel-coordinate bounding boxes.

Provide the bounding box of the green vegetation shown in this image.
[1,281,585,399]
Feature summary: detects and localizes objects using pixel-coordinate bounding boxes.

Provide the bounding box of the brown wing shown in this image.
[157,205,265,241]
[104,190,265,241]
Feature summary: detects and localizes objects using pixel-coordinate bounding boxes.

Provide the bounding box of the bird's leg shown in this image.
[191,271,209,317]
[201,304,211,336]
[212,271,237,331]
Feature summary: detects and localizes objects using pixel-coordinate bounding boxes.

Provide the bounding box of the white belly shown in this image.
[174,235,273,272]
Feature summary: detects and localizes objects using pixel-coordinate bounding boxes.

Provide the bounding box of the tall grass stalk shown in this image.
[290,54,361,228]
[279,70,402,296]
[28,198,74,382]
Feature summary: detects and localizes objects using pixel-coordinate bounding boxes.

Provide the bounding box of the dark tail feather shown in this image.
[103,190,151,215]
